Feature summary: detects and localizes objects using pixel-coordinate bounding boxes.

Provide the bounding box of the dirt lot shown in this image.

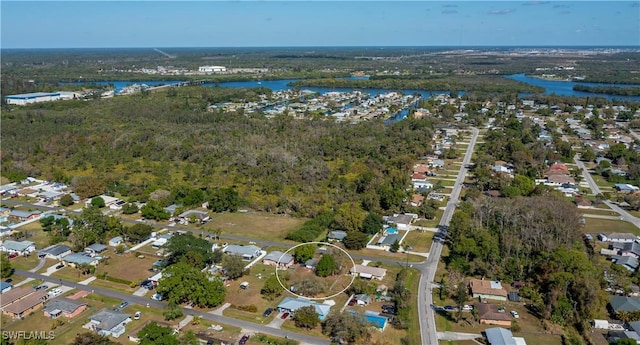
[202,212,306,241]
[94,249,162,284]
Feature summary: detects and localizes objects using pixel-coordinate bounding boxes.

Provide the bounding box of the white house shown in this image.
[84,308,131,338]
[198,66,227,73]
[0,240,35,256]
[108,236,124,247]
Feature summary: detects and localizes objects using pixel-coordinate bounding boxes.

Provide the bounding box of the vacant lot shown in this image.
[403,230,434,253]
[95,250,162,284]
[582,218,639,235]
[202,212,306,241]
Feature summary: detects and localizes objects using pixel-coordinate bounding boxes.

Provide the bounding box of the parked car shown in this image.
[239,334,250,345]
[263,308,273,317]
[151,293,163,301]
[48,288,63,297]
[443,305,456,311]
[281,312,290,319]
[510,310,519,318]
[134,311,141,320]
[8,253,18,259]
[34,285,48,291]
[462,305,473,311]
[55,264,64,269]
[115,301,129,311]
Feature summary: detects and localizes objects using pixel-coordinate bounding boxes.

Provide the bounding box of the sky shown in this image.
[1,1,639,48]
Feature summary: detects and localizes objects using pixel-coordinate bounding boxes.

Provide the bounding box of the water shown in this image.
[61,80,181,92]
[505,74,640,101]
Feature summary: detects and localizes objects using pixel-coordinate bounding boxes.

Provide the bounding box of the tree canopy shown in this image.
[156,262,226,308]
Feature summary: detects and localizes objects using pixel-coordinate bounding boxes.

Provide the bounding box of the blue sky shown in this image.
[2,1,639,48]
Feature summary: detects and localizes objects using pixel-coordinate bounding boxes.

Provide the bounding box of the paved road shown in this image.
[418,127,479,345]
[15,269,330,345]
[574,155,640,229]
[0,199,423,267]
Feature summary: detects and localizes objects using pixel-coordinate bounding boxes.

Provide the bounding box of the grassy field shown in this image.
[202,212,306,242]
[403,231,434,253]
[9,253,41,271]
[580,209,621,216]
[582,218,640,235]
[222,264,286,322]
[94,250,161,284]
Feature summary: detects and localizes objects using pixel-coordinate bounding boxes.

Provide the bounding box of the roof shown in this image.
[377,234,400,246]
[470,279,508,297]
[355,294,371,302]
[178,210,209,219]
[610,233,638,241]
[475,303,512,322]
[6,92,60,99]
[0,281,12,291]
[350,264,387,278]
[63,253,97,265]
[45,298,87,314]
[8,210,41,218]
[223,244,261,257]
[0,286,36,307]
[485,327,516,345]
[328,231,347,240]
[2,290,47,315]
[278,297,331,316]
[39,244,72,257]
[109,236,123,243]
[611,296,640,312]
[1,240,34,252]
[389,214,413,225]
[263,251,294,264]
[90,308,130,331]
[86,243,108,252]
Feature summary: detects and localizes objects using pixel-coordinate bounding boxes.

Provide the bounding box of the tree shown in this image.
[334,202,367,232]
[211,248,223,264]
[71,332,118,345]
[208,187,239,212]
[91,196,106,208]
[222,255,246,280]
[163,302,184,321]
[260,275,283,300]
[178,331,199,345]
[166,234,214,269]
[389,239,400,253]
[322,312,371,345]
[315,254,336,277]
[157,263,226,308]
[293,276,327,297]
[293,244,315,263]
[293,305,320,329]
[141,201,170,221]
[361,212,383,234]
[138,322,179,345]
[60,194,74,206]
[121,203,139,215]
[124,224,154,244]
[1,253,13,279]
[343,231,368,250]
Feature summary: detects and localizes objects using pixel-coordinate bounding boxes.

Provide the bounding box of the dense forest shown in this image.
[573,84,640,97]
[1,86,434,218]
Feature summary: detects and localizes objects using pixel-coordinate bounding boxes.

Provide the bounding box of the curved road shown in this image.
[418,127,479,345]
[15,269,330,345]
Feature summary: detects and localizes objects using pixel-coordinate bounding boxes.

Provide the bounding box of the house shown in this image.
[149,272,163,286]
[108,236,124,247]
[387,214,415,231]
[151,233,173,248]
[0,240,35,256]
[85,243,108,256]
[38,244,72,260]
[84,308,131,338]
[305,258,319,270]
[262,251,294,269]
[354,293,371,306]
[85,195,123,209]
[350,264,387,280]
[63,253,99,267]
[277,297,332,320]
[469,279,508,301]
[429,159,445,169]
[0,286,48,319]
[615,241,640,258]
[328,230,348,242]
[410,194,425,207]
[8,210,42,222]
[177,210,210,223]
[602,233,638,243]
[163,204,179,217]
[376,234,401,249]
[574,198,592,208]
[612,256,640,272]
[610,296,640,314]
[475,304,512,327]
[615,184,640,193]
[44,298,88,319]
[223,244,261,260]
[1,281,13,294]
[484,327,527,345]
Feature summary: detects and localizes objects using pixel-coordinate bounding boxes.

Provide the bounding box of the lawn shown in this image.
[582,218,640,235]
[9,253,40,271]
[402,231,434,253]
[12,221,52,248]
[94,250,161,284]
[50,266,89,282]
[413,209,445,228]
[201,212,307,242]
[580,209,621,217]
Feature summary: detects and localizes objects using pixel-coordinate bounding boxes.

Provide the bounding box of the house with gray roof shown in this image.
[44,298,87,319]
[63,253,99,267]
[387,214,415,230]
[377,234,400,249]
[85,243,108,256]
[484,327,518,345]
[223,244,261,260]
[613,255,640,272]
[277,297,332,320]
[38,244,72,260]
[610,296,640,313]
[328,230,347,242]
[178,210,210,222]
[108,236,123,247]
[8,210,41,222]
[262,251,294,269]
[0,240,35,256]
[84,308,131,338]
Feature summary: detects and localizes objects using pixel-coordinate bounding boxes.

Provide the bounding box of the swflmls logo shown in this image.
[2,331,55,340]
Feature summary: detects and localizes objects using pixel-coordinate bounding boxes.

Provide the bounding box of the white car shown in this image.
[510,310,519,318]
[48,288,63,297]
[134,311,141,320]
[462,305,473,311]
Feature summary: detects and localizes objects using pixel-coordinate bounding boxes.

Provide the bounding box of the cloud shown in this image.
[443,4,457,7]
[523,1,549,5]
[442,9,458,14]
[488,9,515,15]
[553,4,570,8]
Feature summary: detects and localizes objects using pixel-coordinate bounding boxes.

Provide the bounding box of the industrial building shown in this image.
[198,66,227,73]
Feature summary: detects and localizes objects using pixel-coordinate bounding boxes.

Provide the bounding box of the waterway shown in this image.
[505,74,640,101]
